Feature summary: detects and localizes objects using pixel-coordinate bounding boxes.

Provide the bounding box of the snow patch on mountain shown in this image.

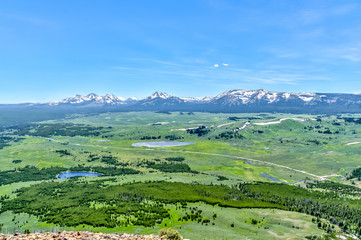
[180,96,213,103]
[296,93,316,102]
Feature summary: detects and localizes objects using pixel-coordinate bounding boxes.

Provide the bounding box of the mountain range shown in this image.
[2,90,361,121]
[41,89,361,114]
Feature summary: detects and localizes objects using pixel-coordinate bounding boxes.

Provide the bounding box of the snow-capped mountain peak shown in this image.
[213,89,319,105]
[213,89,272,104]
[103,94,126,103]
[148,92,172,99]
[82,93,101,101]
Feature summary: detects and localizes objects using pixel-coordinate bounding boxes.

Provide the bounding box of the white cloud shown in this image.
[212,63,229,68]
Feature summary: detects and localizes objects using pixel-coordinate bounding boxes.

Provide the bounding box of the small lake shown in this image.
[132,141,194,147]
[57,172,102,179]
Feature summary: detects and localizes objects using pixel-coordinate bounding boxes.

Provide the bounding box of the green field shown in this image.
[1,111,361,239]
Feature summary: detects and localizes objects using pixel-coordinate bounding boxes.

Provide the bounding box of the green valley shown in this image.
[1,111,361,239]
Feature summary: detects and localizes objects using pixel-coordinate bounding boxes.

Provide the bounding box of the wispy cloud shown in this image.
[321,46,361,62]
[297,4,357,25]
[123,58,184,67]
[265,48,302,59]
[0,13,59,28]
[149,59,183,67]
[112,58,328,89]
[298,10,323,25]
[329,4,357,15]
[112,66,138,70]
[225,67,249,72]
[296,28,325,39]
[245,77,297,85]
[242,72,328,85]
[340,47,361,62]
[341,55,360,62]
[266,43,361,64]
[147,70,204,78]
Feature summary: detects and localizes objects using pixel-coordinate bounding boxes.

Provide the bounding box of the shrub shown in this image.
[251,218,258,225]
[159,228,183,240]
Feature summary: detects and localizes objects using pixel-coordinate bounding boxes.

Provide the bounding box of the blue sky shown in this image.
[0,0,361,103]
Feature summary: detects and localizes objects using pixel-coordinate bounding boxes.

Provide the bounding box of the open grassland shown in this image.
[173,203,326,240]
[0,204,325,240]
[36,112,361,178]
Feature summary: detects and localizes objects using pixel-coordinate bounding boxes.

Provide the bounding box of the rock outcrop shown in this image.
[0,231,166,240]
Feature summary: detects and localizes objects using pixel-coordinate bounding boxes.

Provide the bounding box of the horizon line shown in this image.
[1,89,361,105]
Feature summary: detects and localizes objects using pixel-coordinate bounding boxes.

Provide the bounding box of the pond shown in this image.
[259,172,284,183]
[259,172,302,185]
[57,172,102,179]
[132,141,194,147]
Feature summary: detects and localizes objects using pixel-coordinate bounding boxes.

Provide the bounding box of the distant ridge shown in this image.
[2,89,361,114]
